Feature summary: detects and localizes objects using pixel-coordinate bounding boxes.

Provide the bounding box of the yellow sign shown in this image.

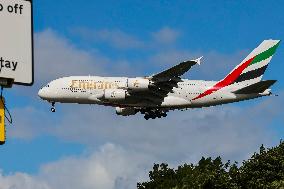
[0,98,5,145]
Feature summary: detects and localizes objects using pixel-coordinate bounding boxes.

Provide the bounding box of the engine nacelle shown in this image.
[104,89,126,101]
[116,107,137,116]
[127,78,150,91]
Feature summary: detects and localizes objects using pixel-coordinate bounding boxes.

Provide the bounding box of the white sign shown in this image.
[0,0,33,86]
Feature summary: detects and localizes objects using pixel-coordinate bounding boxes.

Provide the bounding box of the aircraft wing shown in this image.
[129,57,203,106]
[150,57,203,81]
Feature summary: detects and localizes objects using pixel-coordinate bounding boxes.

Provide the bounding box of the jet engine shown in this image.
[116,107,137,116]
[127,78,151,91]
[104,89,126,101]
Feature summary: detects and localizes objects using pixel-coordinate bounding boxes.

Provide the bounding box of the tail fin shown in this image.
[192,40,280,101]
[223,40,280,86]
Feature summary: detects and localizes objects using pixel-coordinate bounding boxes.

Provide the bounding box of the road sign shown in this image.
[0,0,33,86]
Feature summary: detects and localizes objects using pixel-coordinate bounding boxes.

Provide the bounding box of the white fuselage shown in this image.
[38,76,267,109]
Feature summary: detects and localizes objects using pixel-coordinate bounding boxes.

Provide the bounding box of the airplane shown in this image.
[38,40,280,120]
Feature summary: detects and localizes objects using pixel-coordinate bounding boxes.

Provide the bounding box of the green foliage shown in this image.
[138,141,284,189]
[236,142,284,188]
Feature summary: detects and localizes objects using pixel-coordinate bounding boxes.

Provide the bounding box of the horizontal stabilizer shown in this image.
[233,80,277,94]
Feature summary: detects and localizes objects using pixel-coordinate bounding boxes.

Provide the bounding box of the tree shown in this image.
[137,163,177,189]
[138,141,284,189]
[138,157,237,189]
[237,142,284,188]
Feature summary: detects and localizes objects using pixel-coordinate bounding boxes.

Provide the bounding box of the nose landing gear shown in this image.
[51,102,56,112]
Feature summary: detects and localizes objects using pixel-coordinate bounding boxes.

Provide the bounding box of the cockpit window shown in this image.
[40,84,50,89]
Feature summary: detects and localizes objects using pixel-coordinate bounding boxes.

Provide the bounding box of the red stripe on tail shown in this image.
[193,57,255,100]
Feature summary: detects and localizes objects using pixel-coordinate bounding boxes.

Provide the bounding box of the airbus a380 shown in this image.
[38,40,280,120]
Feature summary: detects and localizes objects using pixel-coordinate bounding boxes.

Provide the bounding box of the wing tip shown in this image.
[194,56,203,65]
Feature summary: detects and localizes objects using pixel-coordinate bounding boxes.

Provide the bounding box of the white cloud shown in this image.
[0,144,154,189]
[3,95,284,189]
[0,171,49,189]
[10,95,283,163]
[34,29,109,83]
[40,143,153,189]
[71,27,181,50]
[72,28,144,49]
[152,27,180,44]
[52,96,282,163]
[10,106,54,140]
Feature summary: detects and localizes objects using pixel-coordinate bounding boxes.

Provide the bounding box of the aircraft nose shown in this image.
[38,88,47,99]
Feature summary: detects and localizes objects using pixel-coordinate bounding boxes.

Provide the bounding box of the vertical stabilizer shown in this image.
[193,40,280,100]
[229,40,280,84]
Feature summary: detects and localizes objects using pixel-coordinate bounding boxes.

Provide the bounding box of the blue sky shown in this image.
[1,1,284,188]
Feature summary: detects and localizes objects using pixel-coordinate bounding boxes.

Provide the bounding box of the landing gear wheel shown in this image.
[50,102,56,113]
[150,115,156,119]
[144,115,149,120]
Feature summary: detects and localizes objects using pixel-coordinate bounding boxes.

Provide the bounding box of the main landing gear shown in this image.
[143,109,167,120]
[51,102,56,112]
